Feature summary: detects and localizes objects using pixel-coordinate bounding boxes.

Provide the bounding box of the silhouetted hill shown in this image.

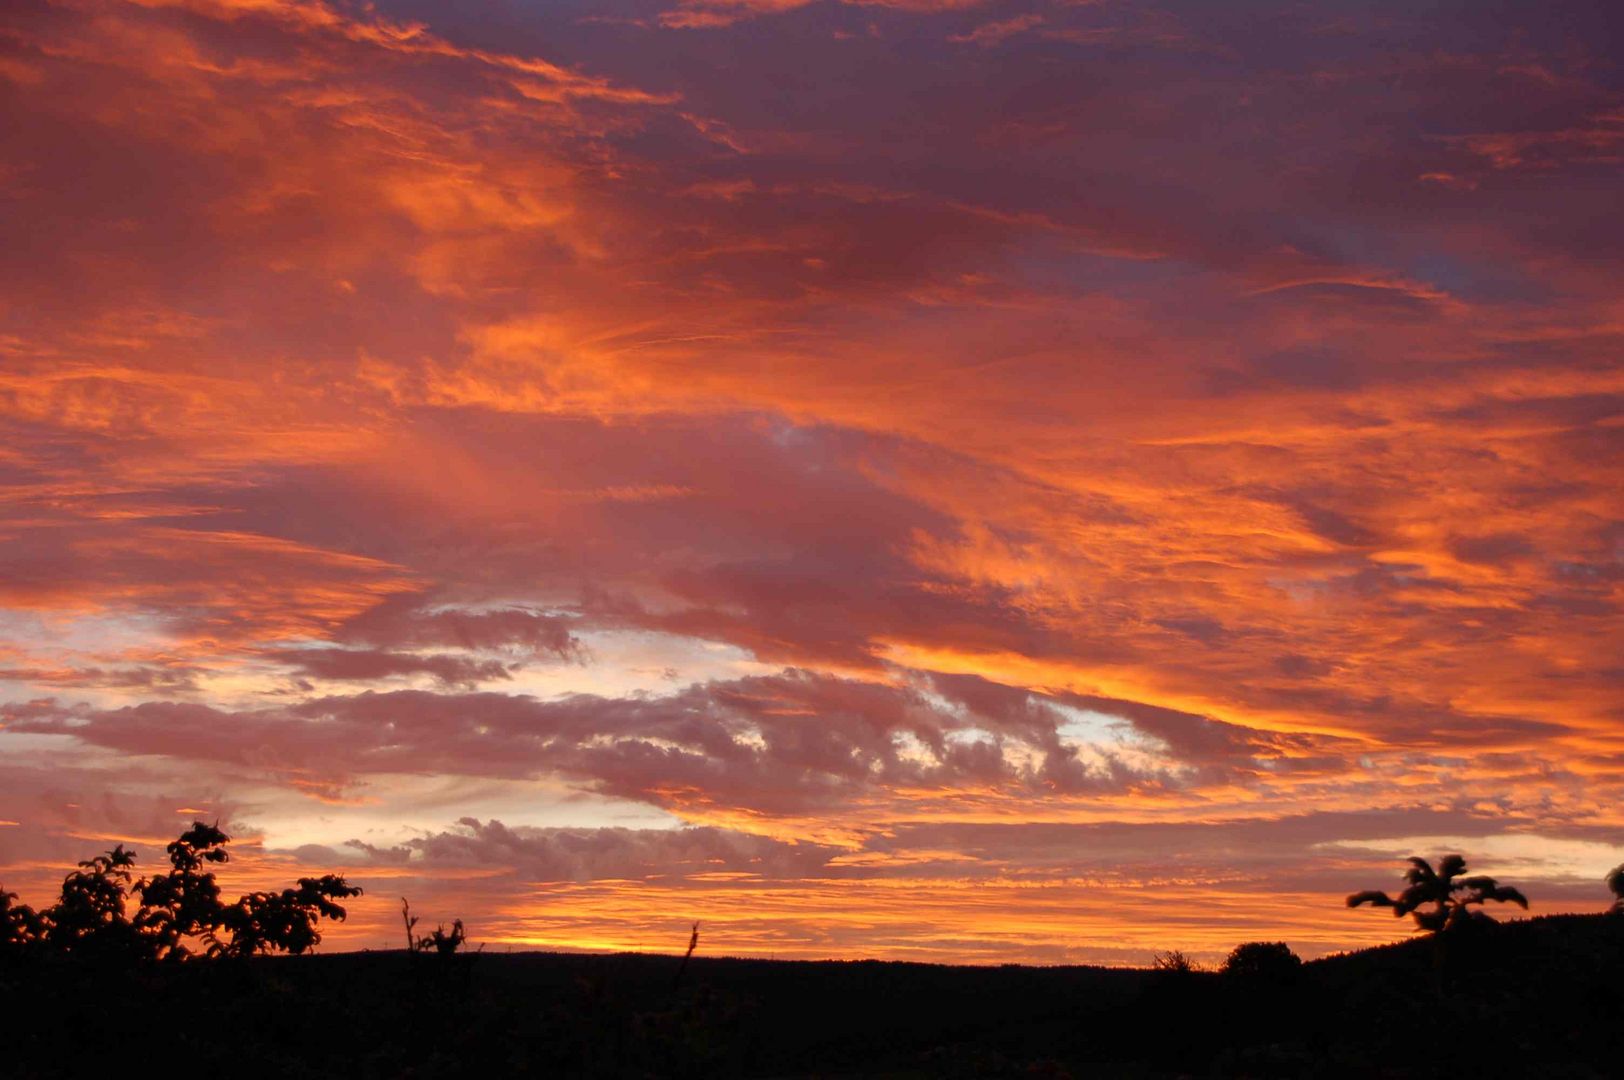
[3,914,1620,1077]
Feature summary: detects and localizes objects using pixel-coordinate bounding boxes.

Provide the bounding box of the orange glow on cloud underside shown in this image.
[1,0,1620,964]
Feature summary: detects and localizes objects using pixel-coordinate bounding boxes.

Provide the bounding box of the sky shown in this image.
[0,0,1621,965]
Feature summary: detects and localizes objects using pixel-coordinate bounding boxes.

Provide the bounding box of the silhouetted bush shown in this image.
[1222,941,1301,981]
[1608,864,1624,914]
[0,822,359,964]
[420,918,468,955]
[1151,949,1197,974]
[402,896,468,955]
[211,874,362,958]
[44,845,147,960]
[132,822,228,959]
[0,889,47,960]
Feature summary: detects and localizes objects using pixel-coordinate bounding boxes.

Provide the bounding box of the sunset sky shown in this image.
[1,0,1621,965]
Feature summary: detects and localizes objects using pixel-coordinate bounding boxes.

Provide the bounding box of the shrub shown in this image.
[1151,949,1197,974]
[402,897,469,955]
[0,889,48,960]
[44,845,147,960]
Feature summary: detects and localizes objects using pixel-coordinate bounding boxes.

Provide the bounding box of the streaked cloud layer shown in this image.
[1,0,1620,963]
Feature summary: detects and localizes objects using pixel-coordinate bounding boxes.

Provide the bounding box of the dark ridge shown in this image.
[3,913,1620,1077]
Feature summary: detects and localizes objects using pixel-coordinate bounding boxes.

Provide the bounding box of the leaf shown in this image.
[1491,886,1529,909]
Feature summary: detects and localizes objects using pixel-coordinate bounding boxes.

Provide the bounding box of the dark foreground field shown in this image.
[3,915,1621,1078]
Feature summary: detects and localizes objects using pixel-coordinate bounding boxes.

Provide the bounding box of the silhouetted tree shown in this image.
[45,844,148,960]
[0,888,47,959]
[209,875,361,958]
[1222,941,1301,980]
[132,821,230,960]
[1607,864,1624,914]
[0,824,359,964]
[1347,854,1527,932]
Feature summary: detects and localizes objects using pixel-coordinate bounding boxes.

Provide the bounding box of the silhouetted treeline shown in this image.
[5,841,1624,1076]
[4,916,1622,1076]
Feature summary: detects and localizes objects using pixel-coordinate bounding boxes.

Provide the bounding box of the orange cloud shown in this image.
[1,0,1620,963]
